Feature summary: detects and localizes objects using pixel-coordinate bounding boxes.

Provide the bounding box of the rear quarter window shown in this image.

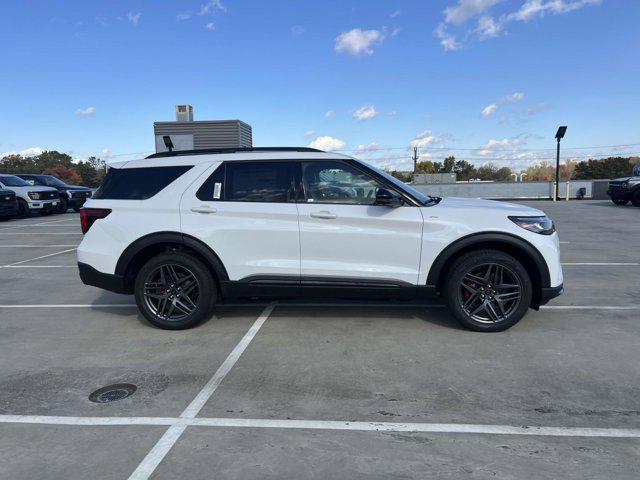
[93,166,193,200]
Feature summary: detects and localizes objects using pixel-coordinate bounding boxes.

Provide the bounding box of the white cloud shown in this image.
[476,15,502,38]
[100,148,111,158]
[477,137,523,156]
[390,10,401,18]
[127,12,141,25]
[177,11,193,21]
[75,106,95,117]
[303,130,316,138]
[388,110,398,117]
[444,0,503,25]
[334,28,386,56]
[410,130,445,148]
[355,142,383,153]
[437,0,600,50]
[324,109,336,118]
[391,27,401,37]
[291,25,305,35]
[199,0,226,15]
[206,22,215,30]
[434,23,462,51]
[308,136,346,151]
[352,105,379,121]
[481,103,498,117]
[1,147,44,158]
[505,0,601,22]
[481,92,525,117]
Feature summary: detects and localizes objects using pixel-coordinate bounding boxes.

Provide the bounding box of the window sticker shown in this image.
[213,182,222,199]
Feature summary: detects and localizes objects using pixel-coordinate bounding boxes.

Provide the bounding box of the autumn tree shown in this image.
[43,165,83,185]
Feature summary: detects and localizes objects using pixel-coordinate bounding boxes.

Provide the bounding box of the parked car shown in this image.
[16,174,92,213]
[607,176,640,206]
[0,188,18,220]
[0,174,60,217]
[77,147,563,332]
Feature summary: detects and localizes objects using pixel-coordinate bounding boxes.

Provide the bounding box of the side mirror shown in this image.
[375,188,403,207]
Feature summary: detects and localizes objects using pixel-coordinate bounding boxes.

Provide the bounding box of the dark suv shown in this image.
[17,174,92,213]
[0,188,18,220]
[607,176,640,206]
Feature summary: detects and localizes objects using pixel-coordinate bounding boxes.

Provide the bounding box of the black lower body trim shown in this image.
[78,262,128,294]
[539,284,564,305]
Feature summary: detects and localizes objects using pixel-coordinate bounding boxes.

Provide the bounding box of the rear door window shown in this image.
[196,162,299,203]
[93,166,193,200]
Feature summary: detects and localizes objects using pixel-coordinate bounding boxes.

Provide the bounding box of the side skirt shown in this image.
[219,276,439,302]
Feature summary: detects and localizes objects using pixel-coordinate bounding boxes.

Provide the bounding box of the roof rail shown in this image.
[145,147,324,159]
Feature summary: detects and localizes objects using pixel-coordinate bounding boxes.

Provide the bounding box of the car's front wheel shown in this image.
[134,252,217,330]
[444,250,532,332]
[631,190,640,207]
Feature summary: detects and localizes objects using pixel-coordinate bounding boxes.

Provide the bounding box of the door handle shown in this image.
[190,206,217,214]
[310,211,337,219]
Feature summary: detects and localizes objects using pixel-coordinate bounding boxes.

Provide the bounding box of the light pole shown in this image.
[554,126,567,201]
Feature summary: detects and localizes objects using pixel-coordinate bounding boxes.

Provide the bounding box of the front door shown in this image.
[180,160,301,282]
[297,160,424,285]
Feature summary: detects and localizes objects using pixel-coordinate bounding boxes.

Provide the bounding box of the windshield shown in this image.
[0,175,29,187]
[43,175,67,187]
[354,160,433,205]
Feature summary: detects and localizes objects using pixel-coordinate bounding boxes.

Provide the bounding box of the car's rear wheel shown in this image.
[134,252,217,330]
[631,190,640,207]
[444,250,532,332]
[612,197,629,205]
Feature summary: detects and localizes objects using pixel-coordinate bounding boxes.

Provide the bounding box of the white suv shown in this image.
[77,147,563,331]
[0,174,60,216]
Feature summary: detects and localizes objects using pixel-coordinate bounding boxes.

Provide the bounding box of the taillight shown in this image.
[80,208,111,234]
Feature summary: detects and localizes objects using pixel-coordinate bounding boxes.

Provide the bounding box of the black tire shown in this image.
[631,190,640,207]
[16,199,29,218]
[444,249,532,332]
[134,251,217,330]
[612,197,629,206]
[58,197,68,213]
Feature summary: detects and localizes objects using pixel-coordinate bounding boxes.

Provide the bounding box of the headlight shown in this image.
[509,215,555,235]
[28,192,41,200]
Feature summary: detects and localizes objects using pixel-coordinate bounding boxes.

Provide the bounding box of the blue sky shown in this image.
[1,0,638,171]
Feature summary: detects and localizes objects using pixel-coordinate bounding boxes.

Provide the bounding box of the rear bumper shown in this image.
[539,283,564,305]
[78,262,128,294]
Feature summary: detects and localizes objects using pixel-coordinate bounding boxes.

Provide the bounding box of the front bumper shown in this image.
[539,283,564,305]
[78,262,128,294]
[28,200,59,212]
[607,189,630,199]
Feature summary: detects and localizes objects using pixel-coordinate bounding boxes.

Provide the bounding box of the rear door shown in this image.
[180,161,301,282]
[297,160,424,285]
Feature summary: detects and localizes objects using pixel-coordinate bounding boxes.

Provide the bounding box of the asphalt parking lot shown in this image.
[1,200,639,479]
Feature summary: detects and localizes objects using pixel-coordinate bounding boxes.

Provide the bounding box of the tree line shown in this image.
[0,151,107,187]
[389,156,639,182]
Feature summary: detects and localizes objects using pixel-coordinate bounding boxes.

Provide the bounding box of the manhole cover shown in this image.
[89,384,137,403]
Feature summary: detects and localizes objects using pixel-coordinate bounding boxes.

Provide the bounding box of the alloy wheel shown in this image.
[458,263,522,324]
[142,264,200,321]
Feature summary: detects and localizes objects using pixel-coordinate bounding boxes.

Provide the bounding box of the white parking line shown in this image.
[0,217,78,230]
[0,304,136,308]
[0,232,82,235]
[0,245,79,248]
[1,414,639,439]
[540,305,640,310]
[0,248,76,268]
[561,262,640,266]
[127,303,276,480]
[2,265,76,268]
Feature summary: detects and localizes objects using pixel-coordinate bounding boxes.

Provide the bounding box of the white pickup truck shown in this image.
[0,174,60,217]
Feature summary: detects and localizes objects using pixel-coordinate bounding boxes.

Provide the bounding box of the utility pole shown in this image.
[413,147,418,175]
